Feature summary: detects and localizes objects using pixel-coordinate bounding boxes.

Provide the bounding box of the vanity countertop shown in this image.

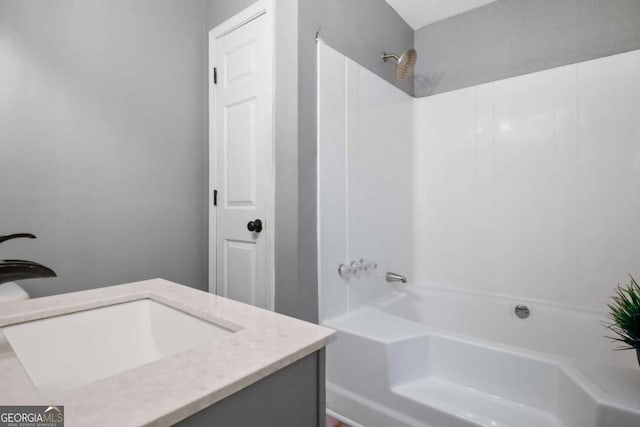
[0,279,334,426]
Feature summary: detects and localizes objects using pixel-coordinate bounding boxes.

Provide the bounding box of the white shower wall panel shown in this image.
[413,85,496,301]
[317,42,414,320]
[578,51,640,308]
[318,42,349,321]
[347,55,414,311]
[414,49,640,311]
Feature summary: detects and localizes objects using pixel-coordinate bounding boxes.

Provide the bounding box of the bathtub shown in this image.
[324,286,640,427]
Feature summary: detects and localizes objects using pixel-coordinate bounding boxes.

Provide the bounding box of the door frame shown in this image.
[208,0,276,310]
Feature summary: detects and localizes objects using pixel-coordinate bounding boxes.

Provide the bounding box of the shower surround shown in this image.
[318,41,640,426]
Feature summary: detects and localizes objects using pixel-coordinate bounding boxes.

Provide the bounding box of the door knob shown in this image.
[247,219,263,233]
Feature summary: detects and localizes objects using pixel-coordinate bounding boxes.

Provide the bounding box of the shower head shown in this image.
[382,49,418,80]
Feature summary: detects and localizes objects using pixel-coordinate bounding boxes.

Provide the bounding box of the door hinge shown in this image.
[213,67,218,84]
[213,189,218,206]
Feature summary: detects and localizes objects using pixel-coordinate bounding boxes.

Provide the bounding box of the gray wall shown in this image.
[414,0,640,96]
[206,0,258,29]
[317,0,415,95]
[1,0,413,314]
[0,0,208,297]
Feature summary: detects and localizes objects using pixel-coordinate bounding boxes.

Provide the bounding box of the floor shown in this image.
[326,415,351,427]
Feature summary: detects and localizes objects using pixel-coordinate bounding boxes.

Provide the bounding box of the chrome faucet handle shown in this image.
[338,260,379,280]
[386,272,407,284]
[338,264,351,279]
[350,261,362,277]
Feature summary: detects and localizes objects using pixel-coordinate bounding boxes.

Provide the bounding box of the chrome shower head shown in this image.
[382,49,418,80]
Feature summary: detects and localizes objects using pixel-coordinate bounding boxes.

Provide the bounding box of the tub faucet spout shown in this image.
[386,272,407,284]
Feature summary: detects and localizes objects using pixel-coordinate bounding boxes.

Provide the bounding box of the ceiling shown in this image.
[385,0,499,30]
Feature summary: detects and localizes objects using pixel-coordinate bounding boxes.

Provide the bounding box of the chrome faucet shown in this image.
[386,272,407,284]
[0,233,57,285]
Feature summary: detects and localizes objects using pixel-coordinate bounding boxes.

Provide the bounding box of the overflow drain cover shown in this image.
[515,305,530,319]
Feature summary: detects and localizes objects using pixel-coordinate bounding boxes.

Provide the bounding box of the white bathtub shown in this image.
[324,286,640,427]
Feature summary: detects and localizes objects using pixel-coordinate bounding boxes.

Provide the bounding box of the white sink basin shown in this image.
[2,299,233,397]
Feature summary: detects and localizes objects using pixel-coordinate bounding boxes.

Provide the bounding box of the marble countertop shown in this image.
[0,279,334,426]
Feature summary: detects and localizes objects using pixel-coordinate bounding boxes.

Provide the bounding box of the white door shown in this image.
[209,4,274,310]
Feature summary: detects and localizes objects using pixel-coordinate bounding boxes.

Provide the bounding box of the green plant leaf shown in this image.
[604,274,640,351]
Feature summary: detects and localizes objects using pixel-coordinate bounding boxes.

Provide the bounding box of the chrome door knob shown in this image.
[247,219,263,233]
